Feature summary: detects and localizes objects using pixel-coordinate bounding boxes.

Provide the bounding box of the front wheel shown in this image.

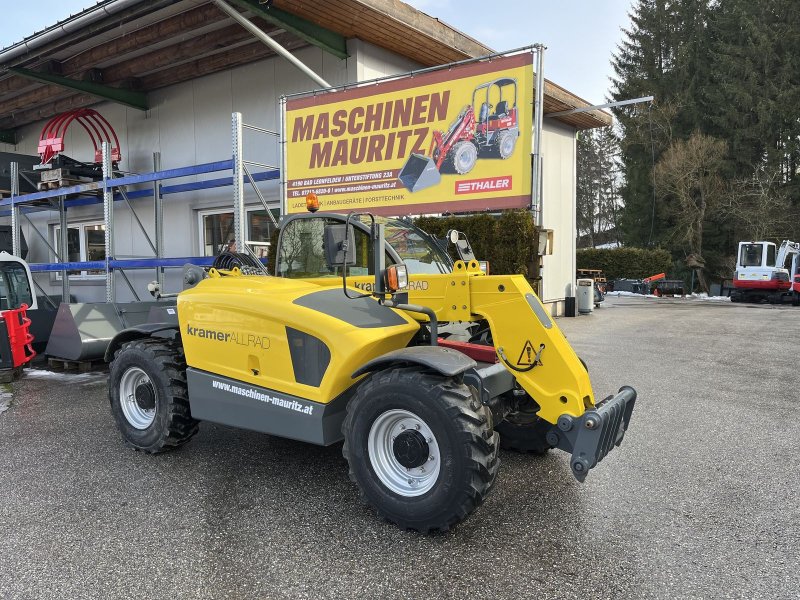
[495,411,554,455]
[342,367,499,532]
[108,338,199,453]
[495,392,557,455]
[444,140,478,175]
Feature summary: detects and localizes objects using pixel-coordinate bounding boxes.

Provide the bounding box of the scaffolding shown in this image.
[1,113,279,306]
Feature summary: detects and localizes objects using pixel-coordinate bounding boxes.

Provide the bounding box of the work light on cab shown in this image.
[385,264,408,292]
[306,192,319,213]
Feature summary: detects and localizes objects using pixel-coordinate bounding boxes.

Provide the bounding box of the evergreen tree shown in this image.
[576,128,623,248]
[576,131,601,247]
[611,0,683,247]
[611,0,800,278]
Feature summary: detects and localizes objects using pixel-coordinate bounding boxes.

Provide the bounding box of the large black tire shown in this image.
[495,413,554,455]
[108,338,199,453]
[443,140,478,175]
[342,367,499,532]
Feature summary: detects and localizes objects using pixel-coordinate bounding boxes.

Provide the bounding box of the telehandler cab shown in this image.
[106,211,636,532]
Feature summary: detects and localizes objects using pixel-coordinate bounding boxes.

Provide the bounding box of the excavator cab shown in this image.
[732,240,797,303]
[0,252,36,312]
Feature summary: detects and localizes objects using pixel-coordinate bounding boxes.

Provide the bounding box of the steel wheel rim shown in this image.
[119,366,156,430]
[368,409,441,497]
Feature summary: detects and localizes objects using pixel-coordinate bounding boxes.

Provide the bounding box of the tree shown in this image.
[611,0,800,281]
[721,166,793,242]
[654,132,727,293]
[576,131,601,247]
[596,126,624,245]
[611,0,687,247]
[705,1,800,185]
[576,128,624,248]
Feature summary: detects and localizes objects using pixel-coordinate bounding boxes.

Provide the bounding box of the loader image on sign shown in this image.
[398,77,520,192]
[104,211,637,533]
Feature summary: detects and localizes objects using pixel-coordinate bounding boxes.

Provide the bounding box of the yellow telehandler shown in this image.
[106,211,636,532]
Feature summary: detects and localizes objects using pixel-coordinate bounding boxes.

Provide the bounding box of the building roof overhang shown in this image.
[0,0,610,142]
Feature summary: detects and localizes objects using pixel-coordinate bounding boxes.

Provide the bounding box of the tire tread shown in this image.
[109,337,198,453]
[342,367,498,533]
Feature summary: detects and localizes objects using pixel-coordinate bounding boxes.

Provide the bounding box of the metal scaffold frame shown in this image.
[3,113,280,305]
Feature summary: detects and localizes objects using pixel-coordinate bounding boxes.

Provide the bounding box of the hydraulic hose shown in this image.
[383,301,438,346]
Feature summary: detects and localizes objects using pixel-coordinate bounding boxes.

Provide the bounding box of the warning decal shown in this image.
[517,340,536,366]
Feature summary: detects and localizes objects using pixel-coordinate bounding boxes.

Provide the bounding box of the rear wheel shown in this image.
[496,408,554,455]
[492,130,517,159]
[444,141,478,175]
[342,367,499,532]
[109,338,199,453]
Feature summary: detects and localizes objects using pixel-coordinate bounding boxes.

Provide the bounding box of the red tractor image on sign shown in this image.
[398,77,520,192]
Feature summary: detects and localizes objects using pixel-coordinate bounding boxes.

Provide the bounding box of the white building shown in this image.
[0,0,610,315]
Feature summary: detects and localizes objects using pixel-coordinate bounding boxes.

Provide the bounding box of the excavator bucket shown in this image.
[397,153,441,192]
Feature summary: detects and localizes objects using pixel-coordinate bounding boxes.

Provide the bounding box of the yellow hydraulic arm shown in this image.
[394,260,594,424]
[307,260,593,423]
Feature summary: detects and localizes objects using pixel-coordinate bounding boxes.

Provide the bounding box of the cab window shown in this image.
[0,263,34,310]
[739,244,763,267]
[278,218,377,278]
[766,245,776,268]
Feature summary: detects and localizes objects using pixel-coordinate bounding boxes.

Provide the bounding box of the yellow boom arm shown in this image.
[305,260,593,424]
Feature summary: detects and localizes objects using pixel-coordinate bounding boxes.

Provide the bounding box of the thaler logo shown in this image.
[455,176,512,194]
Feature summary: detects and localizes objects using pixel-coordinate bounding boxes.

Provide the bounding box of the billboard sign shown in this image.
[284,52,533,215]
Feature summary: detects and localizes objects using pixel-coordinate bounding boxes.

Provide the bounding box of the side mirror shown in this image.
[447,229,475,262]
[323,224,356,268]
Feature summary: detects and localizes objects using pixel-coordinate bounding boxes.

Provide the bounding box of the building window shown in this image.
[52,222,106,280]
[199,208,279,257]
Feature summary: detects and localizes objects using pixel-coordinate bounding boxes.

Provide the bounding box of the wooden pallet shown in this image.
[36,178,88,191]
[47,356,106,373]
[577,269,608,283]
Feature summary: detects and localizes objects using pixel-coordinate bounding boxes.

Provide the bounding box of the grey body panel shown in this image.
[352,345,477,379]
[45,301,170,361]
[146,304,179,325]
[186,368,351,446]
[286,327,330,387]
[293,288,407,329]
[104,323,180,362]
[464,362,515,403]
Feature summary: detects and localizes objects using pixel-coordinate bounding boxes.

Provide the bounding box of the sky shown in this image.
[2,0,634,104]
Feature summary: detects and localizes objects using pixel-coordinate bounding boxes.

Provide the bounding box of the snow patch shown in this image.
[0,391,11,415]
[606,291,731,302]
[606,291,660,299]
[689,293,731,302]
[24,369,107,385]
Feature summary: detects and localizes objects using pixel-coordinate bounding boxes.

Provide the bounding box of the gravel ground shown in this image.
[0,296,797,600]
